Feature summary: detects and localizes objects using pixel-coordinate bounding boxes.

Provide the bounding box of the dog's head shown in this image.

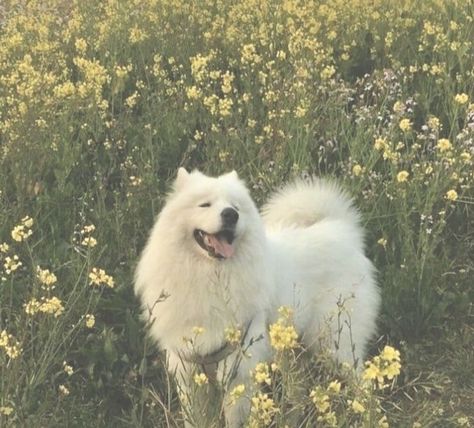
[167,168,258,260]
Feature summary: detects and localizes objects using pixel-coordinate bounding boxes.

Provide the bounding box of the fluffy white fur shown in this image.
[135,168,380,427]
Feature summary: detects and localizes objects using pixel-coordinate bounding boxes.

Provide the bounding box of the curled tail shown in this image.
[261,178,360,229]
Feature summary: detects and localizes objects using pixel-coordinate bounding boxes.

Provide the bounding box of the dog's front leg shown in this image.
[168,351,222,427]
[221,313,272,428]
[166,352,196,427]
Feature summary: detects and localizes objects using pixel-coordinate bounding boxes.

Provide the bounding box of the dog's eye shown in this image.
[199,202,211,208]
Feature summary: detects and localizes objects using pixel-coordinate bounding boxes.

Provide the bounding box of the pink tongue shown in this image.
[206,234,234,258]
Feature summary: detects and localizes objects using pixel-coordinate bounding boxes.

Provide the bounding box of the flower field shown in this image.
[0,0,473,426]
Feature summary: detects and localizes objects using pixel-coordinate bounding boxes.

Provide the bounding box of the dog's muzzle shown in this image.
[194,207,239,259]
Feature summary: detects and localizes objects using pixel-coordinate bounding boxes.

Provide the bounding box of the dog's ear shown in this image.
[175,167,190,190]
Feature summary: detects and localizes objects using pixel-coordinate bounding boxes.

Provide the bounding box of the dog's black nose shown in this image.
[221,207,239,226]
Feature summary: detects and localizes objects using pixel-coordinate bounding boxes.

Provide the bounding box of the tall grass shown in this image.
[0,0,473,426]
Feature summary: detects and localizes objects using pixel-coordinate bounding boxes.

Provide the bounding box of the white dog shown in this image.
[135,168,380,427]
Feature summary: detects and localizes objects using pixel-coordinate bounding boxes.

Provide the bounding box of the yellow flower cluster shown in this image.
[399,118,412,132]
[269,306,298,351]
[11,216,34,242]
[249,392,278,427]
[454,93,469,104]
[24,296,65,318]
[0,330,22,359]
[224,326,242,345]
[436,138,452,153]
[193,372,208,386]
[363,346,401,388]
[3,255,22,275]
[396,171,409,183]
[350,399,366,414]
[89,267,115,288]
[445,189,458,201]
[63,361,74,376]
[310,380,342,426]
[352,164,363,176]
[85,314,96,328]
[58,384,70,396]
[36,266,57,289]
[81,224,97,248]
[253,362,271,385]
[228,384,245,405]
[0,406,14,416]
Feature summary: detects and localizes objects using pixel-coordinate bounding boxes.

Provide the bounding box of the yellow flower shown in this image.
[396,171,409,183]
[393,101,405,113]
[0,242,9,253]
[85,314,95,328]
[58,385,70,396]
[11,218,34,242]
[385,361,401,379]
[193,372,208,386]
[295,105,307,118]
[75,38,87,54]
[363,346,402,387]
[454,93,469,105]
[229,384,245,405]
[241,43,259,64]
[0,330,22,359]
[221,71,234,94]
[224,326,242,345]
[377,238,387,248]
[436,138,452,152]
[374,137,388,151]
[327,380,341,394]
[81,236,97,248]
[269,321,298,351]
[254,362,271,385]
[186,85,200,100]
[0,406,14,416]
[125,92,139,108]
[351,399,366,414]
[82,224,96,234]
[320,65,336,80]
[363,361,384,383]
[310,386,330,413]
[427,116,440,130]
[380,345,400,362]
[63,361,74,376]
[399,118,412,132]
[352,164,363,176]
[129,27,148,44]
[89,267,115,288]
[445,189,458,201]
[3,256,22,274]
[36,266,57,288]
[24,298,41,315]
[22,216,34,228]
[378,415,389,428]
[219,97,233,117]
[460,152,472,163]
[250,393,278,426]
[39,296,65,317]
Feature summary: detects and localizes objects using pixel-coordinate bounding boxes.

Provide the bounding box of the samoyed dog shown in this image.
[135,168,379,427]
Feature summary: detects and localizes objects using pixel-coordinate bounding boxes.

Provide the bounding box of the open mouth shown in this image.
[193,229,236,259]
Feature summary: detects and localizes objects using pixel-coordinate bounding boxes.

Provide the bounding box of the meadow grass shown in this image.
[0,0,473,426]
